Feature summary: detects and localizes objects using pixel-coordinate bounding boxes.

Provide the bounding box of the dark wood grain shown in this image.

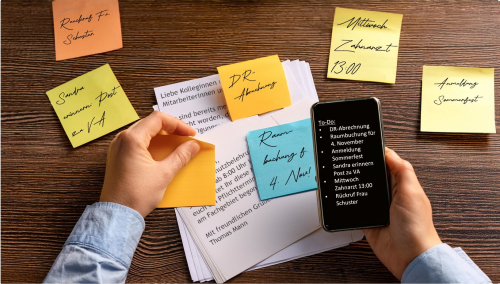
[2,0,499,282]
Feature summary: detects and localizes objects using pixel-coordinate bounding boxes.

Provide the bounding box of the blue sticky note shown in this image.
[247,118,317,200]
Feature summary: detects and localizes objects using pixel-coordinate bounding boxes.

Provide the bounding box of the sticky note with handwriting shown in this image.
[247,119,316,200]
[327,7,403,83]
[46,64,139,147]
[421,66,496,133]
[148,135,215,208]
[217,55,292,121]
[52,0,123,61]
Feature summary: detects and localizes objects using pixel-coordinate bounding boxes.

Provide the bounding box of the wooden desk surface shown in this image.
[2,0,499,282]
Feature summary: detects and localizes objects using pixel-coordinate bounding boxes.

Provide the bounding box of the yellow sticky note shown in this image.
[217,55,292,121]
[46,64,139,147]
[421,66,496,133]
[327,8,403,83]
[148,135,215,208]
[52,0,123,61]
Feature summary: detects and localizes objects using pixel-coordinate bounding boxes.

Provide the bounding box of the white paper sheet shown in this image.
[175,209,362,282]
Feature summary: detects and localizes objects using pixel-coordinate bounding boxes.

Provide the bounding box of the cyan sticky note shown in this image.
[247,118,317,200]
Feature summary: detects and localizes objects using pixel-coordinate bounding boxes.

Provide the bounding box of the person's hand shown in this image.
[363,148,442,280]
[99,111,200,218]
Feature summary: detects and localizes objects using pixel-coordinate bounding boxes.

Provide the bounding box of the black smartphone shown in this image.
[310,97,391,232]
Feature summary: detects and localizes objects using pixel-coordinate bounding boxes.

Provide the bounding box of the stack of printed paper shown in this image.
[153,59,363,283]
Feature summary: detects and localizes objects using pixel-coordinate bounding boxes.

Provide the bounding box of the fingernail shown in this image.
[386,148,400,159]
[188,140,201,155]
[181,120,197,136]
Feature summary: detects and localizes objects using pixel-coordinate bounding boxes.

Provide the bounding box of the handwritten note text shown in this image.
[327,8,403,83]
[46,64,139,147]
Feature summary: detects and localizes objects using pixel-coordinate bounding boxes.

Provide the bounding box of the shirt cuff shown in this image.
[64,202,145,269]
[402,243,491,283]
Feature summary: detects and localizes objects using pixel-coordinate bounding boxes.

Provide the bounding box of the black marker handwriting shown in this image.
[334,39,396,53]
[234,81,277,102]
[56,86,85,105]
[60,14,93,30]
[63,103,92,119]
[95,9,110,21]
[59,9,110,31]
[87,111,106,133]
[72,129,83,137]
[285,167,311,185]
[63,30,95,45]
[433,95,483,105]
[258,129,293,147]
[334,39,355,53]
[351,39,396,52]
[87,117,95,133]
[263,149,297,165]
[434,78,479,90]
[337,17,388,31]
[95,85,121,107]
[270,176,278,190]
[299,147,307,158]
[229,70,255,88]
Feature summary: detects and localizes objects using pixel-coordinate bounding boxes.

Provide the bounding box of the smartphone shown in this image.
[311,97,391,232]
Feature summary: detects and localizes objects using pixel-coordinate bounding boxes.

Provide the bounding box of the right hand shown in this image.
[362,148,442,280]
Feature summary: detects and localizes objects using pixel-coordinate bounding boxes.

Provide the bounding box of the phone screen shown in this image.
[311,98,391,232]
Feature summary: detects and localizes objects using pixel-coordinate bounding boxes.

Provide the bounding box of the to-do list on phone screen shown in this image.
[313,99,390,231]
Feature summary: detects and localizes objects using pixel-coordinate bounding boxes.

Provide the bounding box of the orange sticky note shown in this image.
[149,135,215,208]
[52,0,123,61]
[217,55,292,121]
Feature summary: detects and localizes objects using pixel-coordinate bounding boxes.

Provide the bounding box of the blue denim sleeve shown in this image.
[402,243,491,283]
[44,202,145,284]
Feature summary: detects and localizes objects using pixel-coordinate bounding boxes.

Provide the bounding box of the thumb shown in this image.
[385,147,420,197]
[160,140,201,184]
